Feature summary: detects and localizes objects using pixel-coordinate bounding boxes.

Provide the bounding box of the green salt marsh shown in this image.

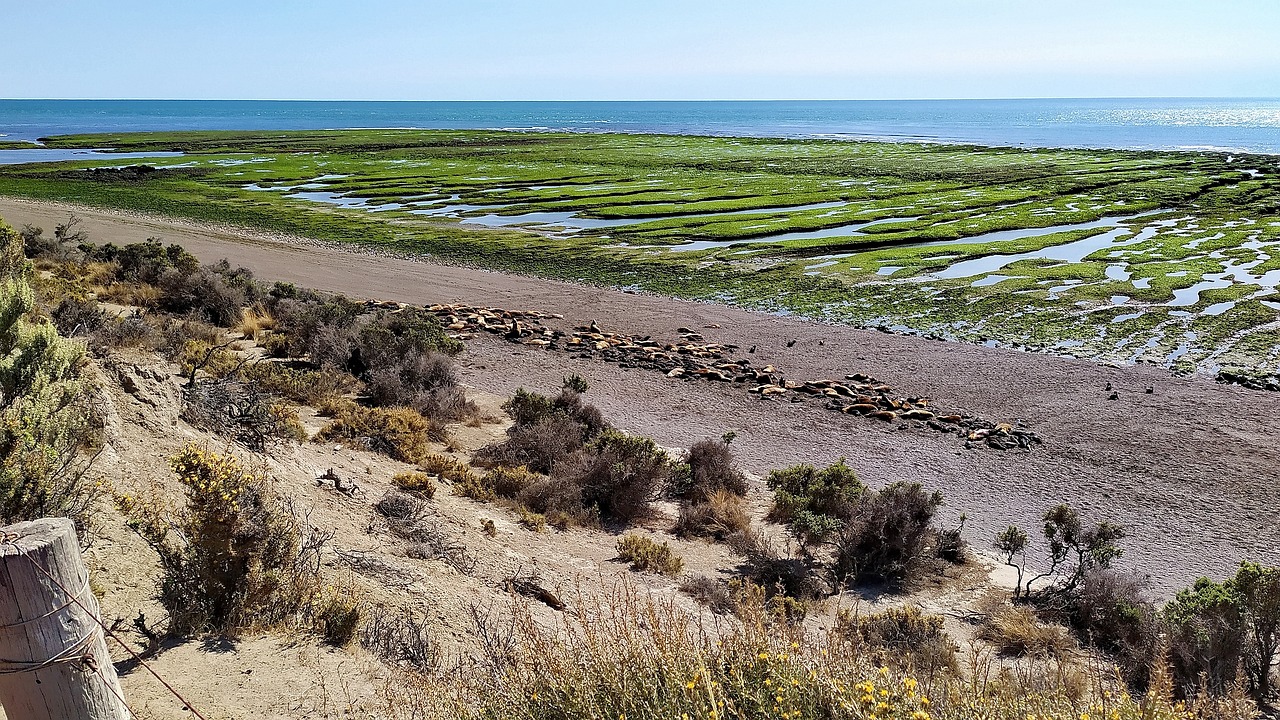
[2,129,1278,374]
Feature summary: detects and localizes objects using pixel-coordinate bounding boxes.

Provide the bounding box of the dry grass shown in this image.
[237,304,276,338]
[376,584,1251,720]
[95,280,162,307]
[675,488,752,540]
[979,603,1077,659]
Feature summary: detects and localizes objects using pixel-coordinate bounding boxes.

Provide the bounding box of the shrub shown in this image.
[309,581,363,646]
[679,575,733,614]
[453,473,497,502]
[483,465,538,498]
[355,306,462,363]
[997,504,1126,602]
[616,533,684,577]
[157,267,246,327]
[473,415,584,474]
[517,473,592,525]
[89,312,164,350]
[830,482,943,590]
[1164,562,1280,701]
[1050,567,1159,689]
[315,400,438,463]
[978,604,1075,658]
[517,507,547,532]
[391,583,1256,720]
[766,459,864,542]
[834,606,959,675]
[503,388,555,427]
[240,361,359,406]
[121,444,330,636]
[50,295,105,337]
[419,453,480,484]
[563,430,671,524]
[674,488,751,540]
[101,238,199,283]
[474,386,610,474]
[562,373,589,394]
[360,608,439,673]
[177,340,241,380]
[181,378,308,450]
[0,222,98,528]
[671,437,748,502]
[393,472,437,499]
[375,490,429,524]
[731,532,828,602]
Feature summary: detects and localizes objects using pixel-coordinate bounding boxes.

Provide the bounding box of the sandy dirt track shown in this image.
[3,196,1275,595]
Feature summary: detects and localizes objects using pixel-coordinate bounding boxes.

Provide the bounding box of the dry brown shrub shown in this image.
[472,415,584,474]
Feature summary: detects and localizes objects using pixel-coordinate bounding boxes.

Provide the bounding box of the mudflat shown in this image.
[5,195,1274,594]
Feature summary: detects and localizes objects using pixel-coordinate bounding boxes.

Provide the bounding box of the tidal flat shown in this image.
[1,129,1277,374]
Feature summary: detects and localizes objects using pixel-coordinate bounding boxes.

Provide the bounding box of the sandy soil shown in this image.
[4,197,1277,595]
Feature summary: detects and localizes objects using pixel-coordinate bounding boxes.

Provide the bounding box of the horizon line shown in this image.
[3,95,1279,103]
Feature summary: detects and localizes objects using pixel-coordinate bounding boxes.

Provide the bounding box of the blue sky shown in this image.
[3,0,1279,100]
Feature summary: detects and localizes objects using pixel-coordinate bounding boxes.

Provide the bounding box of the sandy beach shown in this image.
[4,195,1275,595]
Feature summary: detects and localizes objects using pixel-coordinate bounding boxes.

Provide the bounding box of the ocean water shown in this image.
[2,98,1280,153]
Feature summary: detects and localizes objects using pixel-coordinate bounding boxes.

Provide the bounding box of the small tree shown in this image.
[993,504,1125,601]
[1231,561,1280,700]
[994,525,1030,601]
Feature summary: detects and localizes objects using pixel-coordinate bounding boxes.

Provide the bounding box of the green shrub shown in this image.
[766,459,864,542]
[503,387,556,427]
[616,533,683,577]
[0,221,98,528]
[830,481,943,590]
[1164,562,1280,701]
[122,444,336,636]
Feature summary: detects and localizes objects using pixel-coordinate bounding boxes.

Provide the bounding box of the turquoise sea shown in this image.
[2,98,1280,153]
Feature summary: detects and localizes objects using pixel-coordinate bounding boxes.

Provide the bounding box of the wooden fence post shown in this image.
[0,517,129,719]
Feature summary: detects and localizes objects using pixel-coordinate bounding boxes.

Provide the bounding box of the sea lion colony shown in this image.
[388,300,1042,452]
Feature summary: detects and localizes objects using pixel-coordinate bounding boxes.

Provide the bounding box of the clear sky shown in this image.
[3,0,1279,100]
